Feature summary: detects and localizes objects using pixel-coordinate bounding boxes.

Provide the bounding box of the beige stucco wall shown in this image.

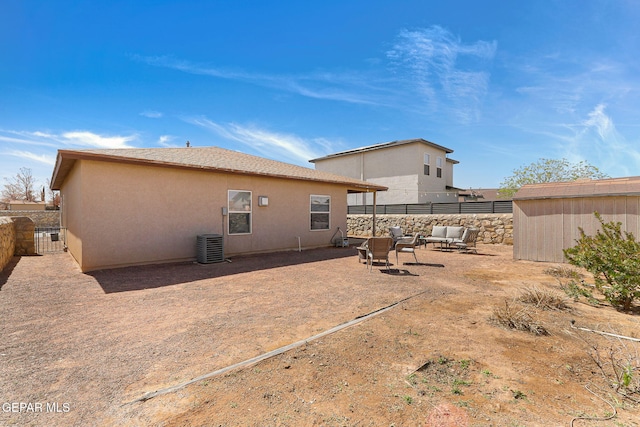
[314,141,457,205]
[445,159,455,188]
[60,160,84,268]
[347,175,418,205]
[417,147,457,204]
[60,159,349,272]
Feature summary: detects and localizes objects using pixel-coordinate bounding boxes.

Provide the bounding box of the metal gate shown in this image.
[35,227,68,254]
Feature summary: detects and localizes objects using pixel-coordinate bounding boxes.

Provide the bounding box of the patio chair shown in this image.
[395,233,420,265]
[356,240,368,263]
[452,228,480,253]
[389,226,405,247]
[366,237,393,272]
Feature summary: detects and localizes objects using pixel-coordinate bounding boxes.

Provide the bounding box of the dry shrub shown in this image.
[578,332,640,403]
[490,300,548,336]
[518,286,571,311]
[543,265,583,279]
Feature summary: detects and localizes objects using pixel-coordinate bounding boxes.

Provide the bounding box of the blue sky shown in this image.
[2,0,640,193]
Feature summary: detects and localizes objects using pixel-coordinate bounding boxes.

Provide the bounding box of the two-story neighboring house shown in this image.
[310,138,460,205]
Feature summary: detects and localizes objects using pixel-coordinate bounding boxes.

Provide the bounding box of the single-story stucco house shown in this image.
[513,176,640,262]
[50,146,386,272]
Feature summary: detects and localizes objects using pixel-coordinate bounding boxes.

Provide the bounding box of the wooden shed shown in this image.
[513,176,640,262]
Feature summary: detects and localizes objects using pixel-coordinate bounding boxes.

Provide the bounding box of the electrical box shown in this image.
[258,196,269,207]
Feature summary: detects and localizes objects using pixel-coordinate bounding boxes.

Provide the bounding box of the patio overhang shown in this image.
[346,187,388,237]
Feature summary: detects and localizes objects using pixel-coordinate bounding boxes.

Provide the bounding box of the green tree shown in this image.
[498,158,607,199]
[563,212,640,312]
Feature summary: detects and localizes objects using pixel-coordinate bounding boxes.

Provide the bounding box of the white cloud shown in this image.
[157,135,180,147]
[134,26,497,122]
[31,131,55,138]
[511,51,635,120]
[584,104,615,141]
[3,150,56,165]
[138,55,382,106]
[386,26,497,122]
[184,117,333,165]
[1,128,138,149]
[60,131,137,148]
[557,104,640,177]
[0,129,139,190]
[140,110,163,118]
[0,132,59,148]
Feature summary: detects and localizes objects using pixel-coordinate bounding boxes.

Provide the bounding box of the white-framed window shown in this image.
[423,153,430,175]
[436,157,443,178]
[228,190,252,234]
[310,195,330,230]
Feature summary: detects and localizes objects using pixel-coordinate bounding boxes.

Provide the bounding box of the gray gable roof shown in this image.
[50,146,388,192]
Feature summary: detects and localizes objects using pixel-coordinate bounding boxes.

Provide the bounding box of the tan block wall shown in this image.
[12,217,36,255]
[0,217,16,272]
[348,213,513,245]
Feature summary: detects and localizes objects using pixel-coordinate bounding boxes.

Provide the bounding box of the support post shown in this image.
[372,190,377,237]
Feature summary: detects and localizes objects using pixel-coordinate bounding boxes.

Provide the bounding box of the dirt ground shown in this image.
[1,242,639,426]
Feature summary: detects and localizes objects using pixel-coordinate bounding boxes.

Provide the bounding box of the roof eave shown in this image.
[50,149,388,192]
[309,138,454,162]
[514,192,640,201]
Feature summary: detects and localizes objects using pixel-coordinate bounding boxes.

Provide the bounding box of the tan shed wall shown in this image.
[61,159,348,272]
[513,196,640,262]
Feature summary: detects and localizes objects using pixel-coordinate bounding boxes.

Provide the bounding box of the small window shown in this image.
[228,190,251,234]
[423,153,430,175]
[310,195,330,230]
[436,157,443,178]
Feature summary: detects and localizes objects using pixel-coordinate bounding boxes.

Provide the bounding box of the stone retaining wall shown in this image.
[347,213,513,245]
[0,217,16,272]
[0,210,60,227]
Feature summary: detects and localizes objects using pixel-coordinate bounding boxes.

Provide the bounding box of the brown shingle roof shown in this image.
[513,176,640,200]
[50,146,388,192]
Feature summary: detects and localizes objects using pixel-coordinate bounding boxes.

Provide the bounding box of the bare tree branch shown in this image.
[2,167,37,202]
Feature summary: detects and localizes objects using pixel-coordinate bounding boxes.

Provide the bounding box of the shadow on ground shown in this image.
[89,246,359,294]
[0,256,21,290]
[402,262,446,267]
[380,269,420,276]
